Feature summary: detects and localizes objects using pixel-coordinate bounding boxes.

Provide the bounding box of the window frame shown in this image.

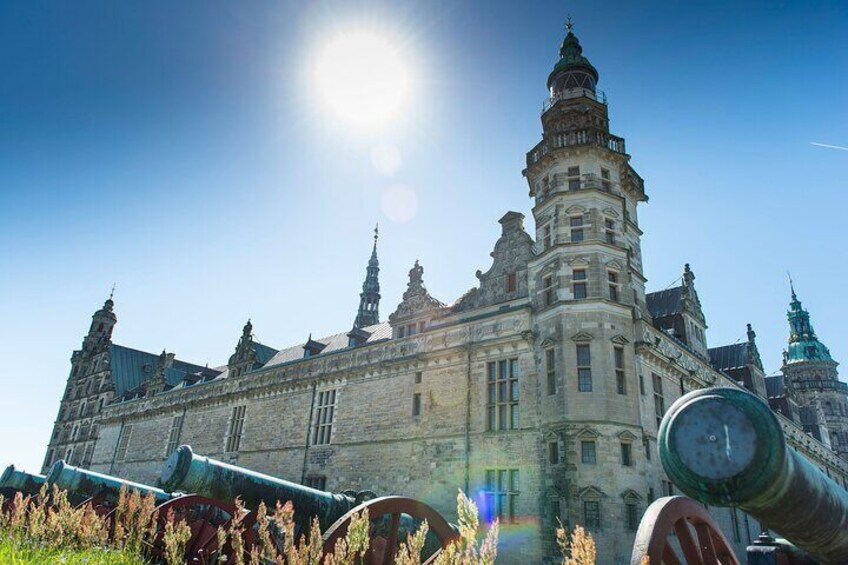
[312,390,337,446]
[581,440,597,464]
[225,405,247,453]
[576,344,592,392]
[486,359,520,431]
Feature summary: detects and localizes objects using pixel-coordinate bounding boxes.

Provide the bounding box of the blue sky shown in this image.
[1,1,846,472]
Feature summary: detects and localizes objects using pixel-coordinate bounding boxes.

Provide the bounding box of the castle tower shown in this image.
[43,294,117,472]
[781,283,848,459]
[523,23,649,555]
[353,225,381,329]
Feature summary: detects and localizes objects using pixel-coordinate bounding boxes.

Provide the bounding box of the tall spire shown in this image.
[354,225,381,329]
[785,283,834,364]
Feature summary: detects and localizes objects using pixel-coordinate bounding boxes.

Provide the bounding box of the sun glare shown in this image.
[313,30,410,127]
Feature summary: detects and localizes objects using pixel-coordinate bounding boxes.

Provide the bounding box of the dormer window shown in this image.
[303,337,327,358]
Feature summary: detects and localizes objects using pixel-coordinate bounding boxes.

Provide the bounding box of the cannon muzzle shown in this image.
[1,464,46,495]
[47,460,173,506]
[161,445,356,530]
[659,387,848,565]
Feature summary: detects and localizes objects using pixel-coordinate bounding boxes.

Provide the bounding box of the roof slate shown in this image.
[109,344,219,396]
[708,343,748,372]
[263,322,392,369]
[646,286,683,319]
[765,374,785,398]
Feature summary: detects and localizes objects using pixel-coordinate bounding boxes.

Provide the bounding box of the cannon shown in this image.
[161,444,459,563]
[1,465,47,512]
[47,460,245,562]
[631,386,848,565]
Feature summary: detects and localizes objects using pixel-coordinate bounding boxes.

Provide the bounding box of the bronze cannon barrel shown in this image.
[161,445,356,530]
[659,386,848,565]
[1,464,46,496]
[47,460,173,506]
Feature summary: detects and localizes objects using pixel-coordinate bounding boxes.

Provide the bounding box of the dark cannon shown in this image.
[47,460,244,562]
[631,386,848,565]
[1,465,47,511]
[161,444,459,563]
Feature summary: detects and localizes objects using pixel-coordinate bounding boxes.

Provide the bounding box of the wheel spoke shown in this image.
[674,518,703,564]
[662,543,682,565]
[381,512,401,565]
[693,523,718,565]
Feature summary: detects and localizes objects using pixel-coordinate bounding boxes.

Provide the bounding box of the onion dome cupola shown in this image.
[785,283,835,364]
[547,20,600,101]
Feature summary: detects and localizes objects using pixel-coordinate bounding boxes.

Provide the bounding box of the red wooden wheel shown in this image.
[148,494,253,564]
[630,496,740,565]
[323,496,459,565]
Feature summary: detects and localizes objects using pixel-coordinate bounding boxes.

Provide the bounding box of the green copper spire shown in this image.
[547,20,599,91]
[354,225,381,329]
[785,283,834,364]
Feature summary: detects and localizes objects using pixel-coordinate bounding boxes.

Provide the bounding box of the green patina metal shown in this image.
[47,460,172,505]
[161,445,356,531]
[547,29,599,89]
[659,387,848,565]
[785,285,834,364]
[1,464,46,495]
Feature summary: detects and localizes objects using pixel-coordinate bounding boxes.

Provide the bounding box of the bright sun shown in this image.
[313,31,410,127]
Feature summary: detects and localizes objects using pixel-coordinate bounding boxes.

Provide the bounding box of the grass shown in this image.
[0,533,145,565]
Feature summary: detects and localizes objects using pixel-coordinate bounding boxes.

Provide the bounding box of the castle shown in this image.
[43,26,848,564]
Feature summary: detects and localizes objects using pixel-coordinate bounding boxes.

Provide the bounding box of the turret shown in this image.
[354,225,381,329]
[82,292,117,353]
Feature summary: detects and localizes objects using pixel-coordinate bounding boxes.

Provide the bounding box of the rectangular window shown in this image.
[486,359,520,431]
[608,271,619,302]
[506,272,517,293]
[644,438,652,461]
[412,392,421,417]
[546,348,556,395]
[615,347,626,395]
[82,443,94,467]
[605,219,616,244]
[548,441,560,465]
[581,440,596,464]
[543,224,552,249]
[621,442,632,466]
[304,476,327,491]
[166,414,183,456]
[570,216,584,243]
[567,166,581,191]
[639,374,645,396]
[653,374,665,428]
[577,344,592,392]
[583,500,601,529]
[226,405,247,452]
[600,168,612,191]
[648,487,655,503]
[572,269,587,299]
[483,469,519,524]
[414,371,422,384]
[625,503,639,531]
[116,424,133,462]
[312,390,336,445]
[543,275,555,306]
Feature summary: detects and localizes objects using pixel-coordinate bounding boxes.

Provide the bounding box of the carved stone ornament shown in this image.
[389,261,445,323]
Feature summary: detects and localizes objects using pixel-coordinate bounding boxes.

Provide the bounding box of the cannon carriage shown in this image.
[631,386,848,565]
[161,445,459,564]
[2,450,459,564]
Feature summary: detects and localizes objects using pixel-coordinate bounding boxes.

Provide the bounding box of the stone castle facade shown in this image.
[43,27,848,564]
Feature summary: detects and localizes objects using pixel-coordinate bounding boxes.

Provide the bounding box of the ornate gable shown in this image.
[389,261,445,324]
[466,212,535,310]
